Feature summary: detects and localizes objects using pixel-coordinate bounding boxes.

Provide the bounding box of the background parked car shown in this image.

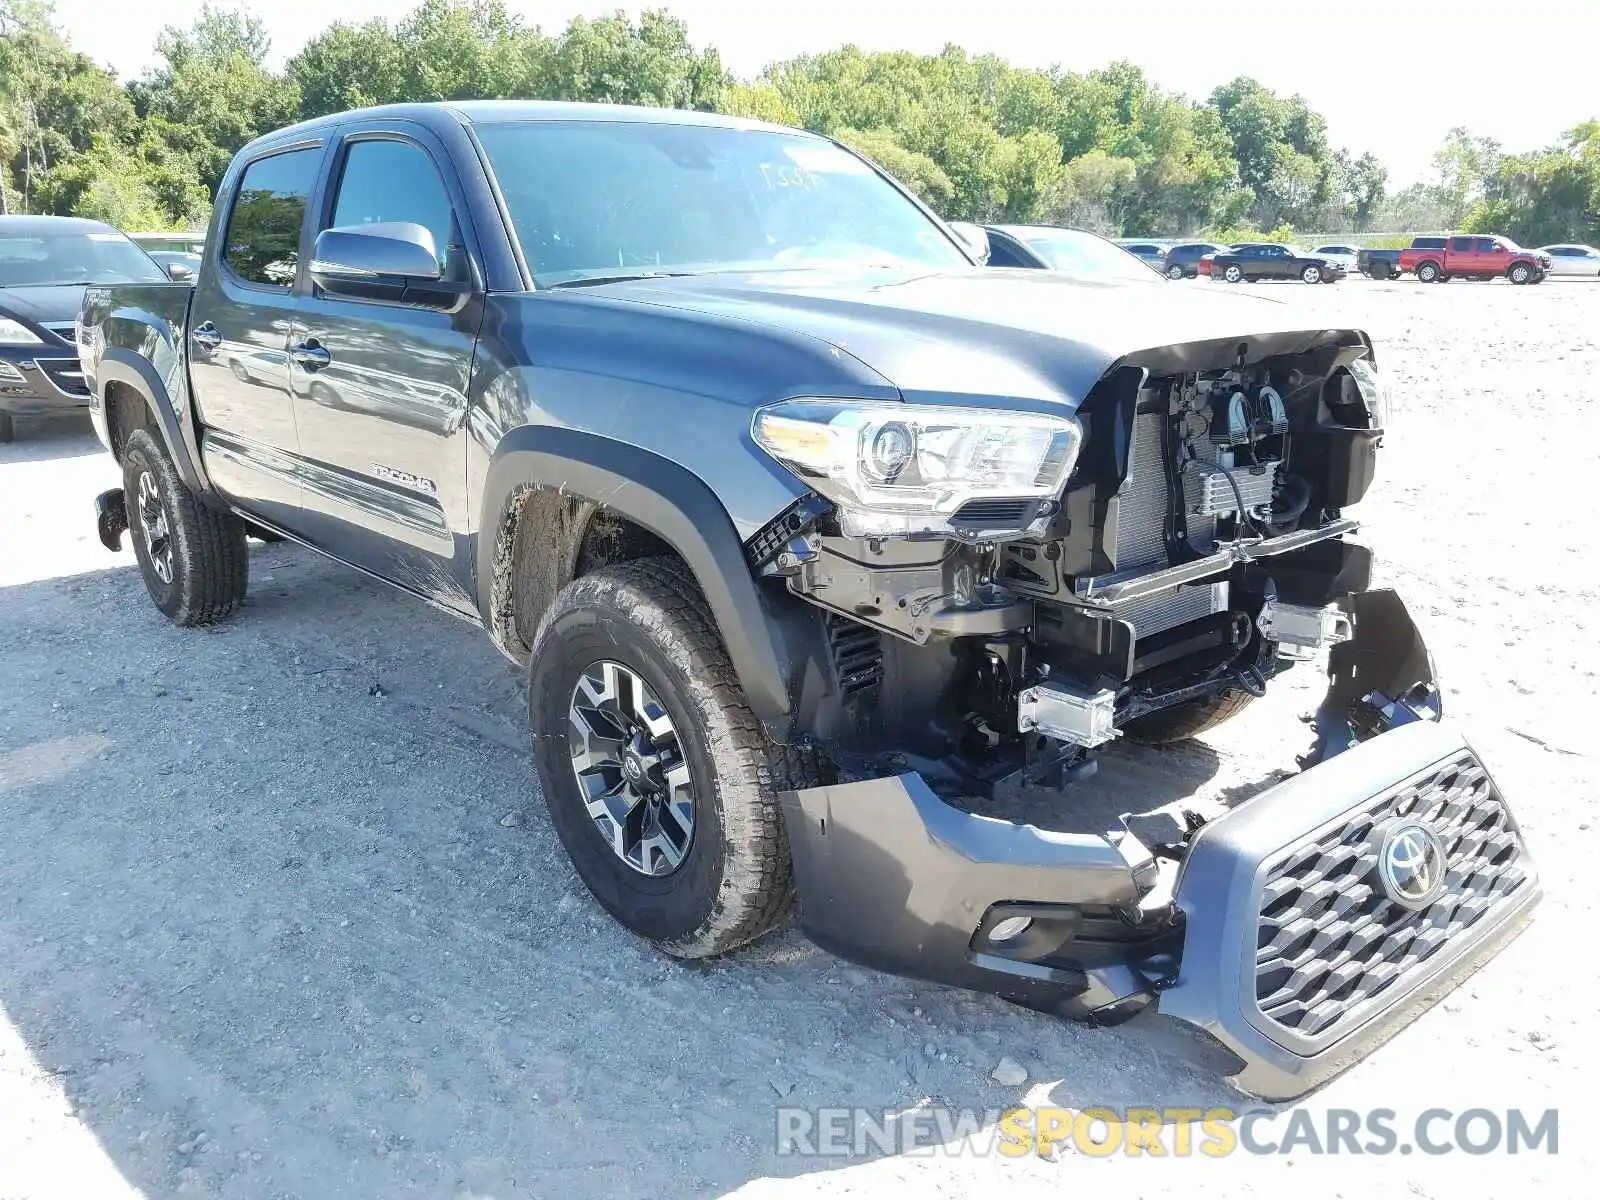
[1161,241,1229,278]
[1537,244,1600,277]
[128,231,207,257]
[1400,234,1550,283]
[1209,242,1345,284]
[1113,239,1170,270]
[146,249,202,281]
[0,215,169,443]
[983,224,1163,281]
[1310,243,1359,273]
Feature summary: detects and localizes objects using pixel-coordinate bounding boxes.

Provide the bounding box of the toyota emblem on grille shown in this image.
[1378,822,1447,909]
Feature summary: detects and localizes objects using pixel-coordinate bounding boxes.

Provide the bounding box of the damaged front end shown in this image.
[753,328,1539,1100]
[778,591,1540,1099]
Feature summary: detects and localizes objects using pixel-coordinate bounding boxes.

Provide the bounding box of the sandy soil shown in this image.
[1,276,1596,1198]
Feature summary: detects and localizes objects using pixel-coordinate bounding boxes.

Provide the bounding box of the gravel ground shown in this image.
[1,276,1596,1198]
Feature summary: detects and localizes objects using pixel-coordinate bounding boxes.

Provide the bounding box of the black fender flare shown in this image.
[478,425,794,731]
[95,347,214,499]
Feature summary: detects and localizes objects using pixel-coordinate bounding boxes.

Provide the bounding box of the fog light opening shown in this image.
[988,915,1034,943]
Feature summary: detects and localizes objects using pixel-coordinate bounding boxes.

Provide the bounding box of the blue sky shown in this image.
[51,0,1600,187]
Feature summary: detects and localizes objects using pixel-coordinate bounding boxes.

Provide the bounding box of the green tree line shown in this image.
[2,0,1595,245]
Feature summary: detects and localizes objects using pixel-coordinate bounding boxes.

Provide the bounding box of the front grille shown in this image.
[1254,751,1531,1043]
[826,614,882,699]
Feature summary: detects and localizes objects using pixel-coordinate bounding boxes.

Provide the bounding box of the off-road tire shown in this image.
[527,556,831,959]
[0,411,13,443]
[1121,688,1257,745]
[1416,261,1441,283]
[123,427,248,625]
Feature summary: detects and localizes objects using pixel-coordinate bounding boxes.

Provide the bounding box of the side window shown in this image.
[983,235,1031,269]
[223,149,321,288]
[328,139,455,274]
[1450,236,1473,251]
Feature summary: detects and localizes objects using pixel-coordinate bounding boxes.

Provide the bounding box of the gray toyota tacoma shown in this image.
[79,101,1539,1100]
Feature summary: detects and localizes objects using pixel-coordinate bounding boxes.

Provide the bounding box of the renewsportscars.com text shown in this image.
[774,1105,1559,1158]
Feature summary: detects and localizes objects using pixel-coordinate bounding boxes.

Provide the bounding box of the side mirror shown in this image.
[165,261,195,282]
[947,221,991,266]
[312,222,442,284]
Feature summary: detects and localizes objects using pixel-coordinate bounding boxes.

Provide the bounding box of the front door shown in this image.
[286,128,482,613]
[190,145,324,529]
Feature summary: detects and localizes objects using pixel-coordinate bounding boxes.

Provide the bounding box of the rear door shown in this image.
[286,124,483,611]
[1448,235,1476,275]
[190,143,324,529]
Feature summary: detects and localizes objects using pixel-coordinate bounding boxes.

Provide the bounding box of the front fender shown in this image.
[478,425,795,732]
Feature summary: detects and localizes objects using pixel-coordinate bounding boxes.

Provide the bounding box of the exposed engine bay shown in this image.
[754,331,1393,822]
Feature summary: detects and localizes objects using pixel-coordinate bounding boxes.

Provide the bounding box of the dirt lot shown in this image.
[2,276,1596,1199]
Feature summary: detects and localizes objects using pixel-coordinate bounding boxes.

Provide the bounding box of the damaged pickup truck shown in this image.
[79,101,1538,1100]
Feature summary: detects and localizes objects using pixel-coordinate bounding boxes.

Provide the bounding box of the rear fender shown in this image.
[94,347,216,502]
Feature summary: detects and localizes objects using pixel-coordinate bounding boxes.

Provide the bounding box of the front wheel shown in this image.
[1223,264,1243,283]
[1121,689,1258,745]
[1509,262,1532,285]
[1166,264,1185,280]
[527,558,830,959]
[122,428,249,625]
[1301,265,1322,284]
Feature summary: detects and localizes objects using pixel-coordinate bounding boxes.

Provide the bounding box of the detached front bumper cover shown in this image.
[778,592,1540,1100]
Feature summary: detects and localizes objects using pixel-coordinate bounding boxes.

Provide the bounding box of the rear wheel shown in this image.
[1121,689,1258,745]
[527,557,830,958]
[1416,261,1440,283]
[122,428,249,625]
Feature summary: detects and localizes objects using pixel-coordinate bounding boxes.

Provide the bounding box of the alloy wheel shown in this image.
[568,660,695,876]
[136,470,173,585]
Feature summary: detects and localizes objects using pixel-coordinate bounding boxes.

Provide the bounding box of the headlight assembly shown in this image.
[752,398,1082,539]
[0,317,43,346]
[1345,357,1387,428]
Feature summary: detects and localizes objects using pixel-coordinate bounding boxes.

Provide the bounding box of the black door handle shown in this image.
[291,340,330,370]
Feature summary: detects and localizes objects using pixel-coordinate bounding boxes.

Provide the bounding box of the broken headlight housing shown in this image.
[752,399,1082,538]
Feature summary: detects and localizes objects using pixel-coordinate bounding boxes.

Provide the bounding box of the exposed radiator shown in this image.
[1113,581,1229,638]
[1109,409,1219,572]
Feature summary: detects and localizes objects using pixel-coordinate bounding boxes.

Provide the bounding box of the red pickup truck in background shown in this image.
[1400,234,1551,284]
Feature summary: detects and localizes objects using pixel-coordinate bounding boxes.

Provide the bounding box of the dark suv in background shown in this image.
[0,215,174,443]
[1161,241,1230,279]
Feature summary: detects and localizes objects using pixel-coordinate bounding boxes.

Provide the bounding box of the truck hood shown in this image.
[589,267,1355,408]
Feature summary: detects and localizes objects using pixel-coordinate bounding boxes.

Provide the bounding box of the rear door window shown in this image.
[1450,236,1473,252]
[222,149,321,289]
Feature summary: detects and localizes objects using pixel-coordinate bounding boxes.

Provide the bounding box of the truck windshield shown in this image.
[1010,227,1160,282]
[475,120,971,286]
[0,232,167,287]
